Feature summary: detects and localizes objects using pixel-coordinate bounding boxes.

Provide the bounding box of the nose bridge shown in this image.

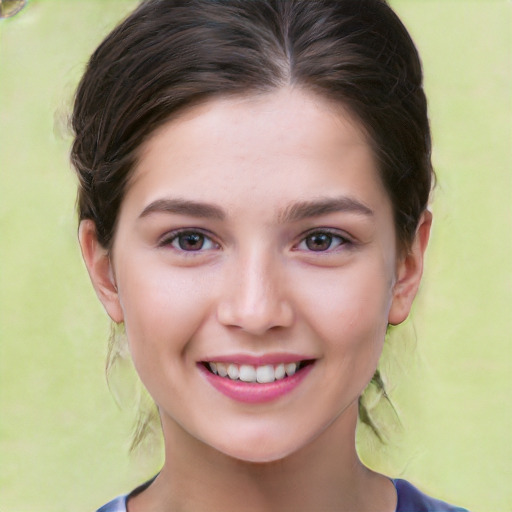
[217,243,293,334]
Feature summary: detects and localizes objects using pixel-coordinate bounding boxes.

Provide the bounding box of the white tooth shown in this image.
[274,363,286,380]
[209,362,218,375]
[239,365,257,382]
[256,365,275,383]
[227,363,239,380]
[217,362,228,377]
[285,363,297,376]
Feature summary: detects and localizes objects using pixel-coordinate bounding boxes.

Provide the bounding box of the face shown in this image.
[81,88,428,462]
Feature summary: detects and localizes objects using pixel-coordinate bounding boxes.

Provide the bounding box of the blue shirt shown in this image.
[96,478,468,511]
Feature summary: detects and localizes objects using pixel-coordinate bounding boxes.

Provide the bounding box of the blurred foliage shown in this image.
[0,0,27,20]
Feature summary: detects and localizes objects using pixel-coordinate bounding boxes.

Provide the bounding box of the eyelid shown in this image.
[158,228,220,251]
[293,228,354,252]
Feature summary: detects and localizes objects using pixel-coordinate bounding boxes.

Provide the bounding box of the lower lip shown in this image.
[198,363,314,404]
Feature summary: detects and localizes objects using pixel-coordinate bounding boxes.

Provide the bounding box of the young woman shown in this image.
[71,1,468,510]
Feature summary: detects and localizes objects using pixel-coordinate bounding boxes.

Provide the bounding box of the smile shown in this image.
[206,361,311,383]
[199,359,315,403]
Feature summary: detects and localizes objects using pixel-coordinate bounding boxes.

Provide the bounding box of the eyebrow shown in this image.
[139,198,225,220]
[139,196,373,223]
[278,197,374,223]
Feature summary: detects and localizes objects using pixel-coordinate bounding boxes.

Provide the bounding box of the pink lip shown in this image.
[198,361,315,404]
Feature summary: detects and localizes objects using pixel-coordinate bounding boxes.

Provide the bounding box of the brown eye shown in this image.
[297,231,348,253]
[305,233,333,251]
[164,231,217,252]
[176,232,205,251]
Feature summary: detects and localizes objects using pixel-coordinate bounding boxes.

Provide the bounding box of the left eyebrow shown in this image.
[278,197,374,223]
[139,198,225,220]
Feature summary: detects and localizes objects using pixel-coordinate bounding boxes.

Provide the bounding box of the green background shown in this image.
[0,1,510,511]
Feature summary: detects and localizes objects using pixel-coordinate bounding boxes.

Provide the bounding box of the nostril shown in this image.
[216,301,293,335]
[215,263,294,334]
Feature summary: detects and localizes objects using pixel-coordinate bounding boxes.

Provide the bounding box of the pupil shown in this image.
[306,233,332,251]
[179,233,204,251]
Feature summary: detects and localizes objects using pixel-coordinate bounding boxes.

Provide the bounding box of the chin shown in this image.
[220,444,299,464]
[206,427,313,464]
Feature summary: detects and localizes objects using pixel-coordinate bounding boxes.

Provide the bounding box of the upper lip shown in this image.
[199,353,315,366]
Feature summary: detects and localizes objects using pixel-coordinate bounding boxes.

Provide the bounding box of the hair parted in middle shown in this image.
[72,0,432,252]
[70,0,433,446]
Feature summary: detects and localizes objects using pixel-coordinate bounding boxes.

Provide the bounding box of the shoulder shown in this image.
[96,477,156,512]
[95,477,469,512]
[96,494,127,512]
[393,479,469,512]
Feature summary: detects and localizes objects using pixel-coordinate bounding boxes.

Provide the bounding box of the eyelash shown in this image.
[159,229,219,252]
[159,228,352,254]
[294,229,352,253]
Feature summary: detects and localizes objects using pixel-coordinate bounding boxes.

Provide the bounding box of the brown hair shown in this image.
[71,0,432,252]
[71,0,433,443]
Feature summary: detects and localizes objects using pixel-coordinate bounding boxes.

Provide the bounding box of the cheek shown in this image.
[295,262,394,344]
[304,269,392,402]
[116,262,212,361]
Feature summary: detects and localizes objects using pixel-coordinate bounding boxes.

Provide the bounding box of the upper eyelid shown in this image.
[157,227,352,249]
[158,228,219,247]
[293,228,353,251]
[298,227,352,242]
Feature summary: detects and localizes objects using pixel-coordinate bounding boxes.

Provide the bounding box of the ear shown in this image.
[388,210,432,325]
[78,220,124,324]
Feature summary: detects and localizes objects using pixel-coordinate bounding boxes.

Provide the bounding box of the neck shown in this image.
[128,403,396,512]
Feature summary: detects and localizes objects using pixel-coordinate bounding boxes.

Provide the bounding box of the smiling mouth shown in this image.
[202,360,315,384]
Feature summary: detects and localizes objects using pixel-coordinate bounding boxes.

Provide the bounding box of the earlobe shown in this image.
[78,220,124,324]
[388,210,432,325]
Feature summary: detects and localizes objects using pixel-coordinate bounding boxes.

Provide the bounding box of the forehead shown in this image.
[124,87,390,220]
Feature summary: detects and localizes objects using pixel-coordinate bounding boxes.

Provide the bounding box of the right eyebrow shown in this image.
[138,198,226,221]
[277,196,374,224]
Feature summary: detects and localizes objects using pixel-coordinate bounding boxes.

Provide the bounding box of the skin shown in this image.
[80,87,431,512]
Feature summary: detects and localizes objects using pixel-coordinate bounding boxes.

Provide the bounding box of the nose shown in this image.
[216,251,294,335]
